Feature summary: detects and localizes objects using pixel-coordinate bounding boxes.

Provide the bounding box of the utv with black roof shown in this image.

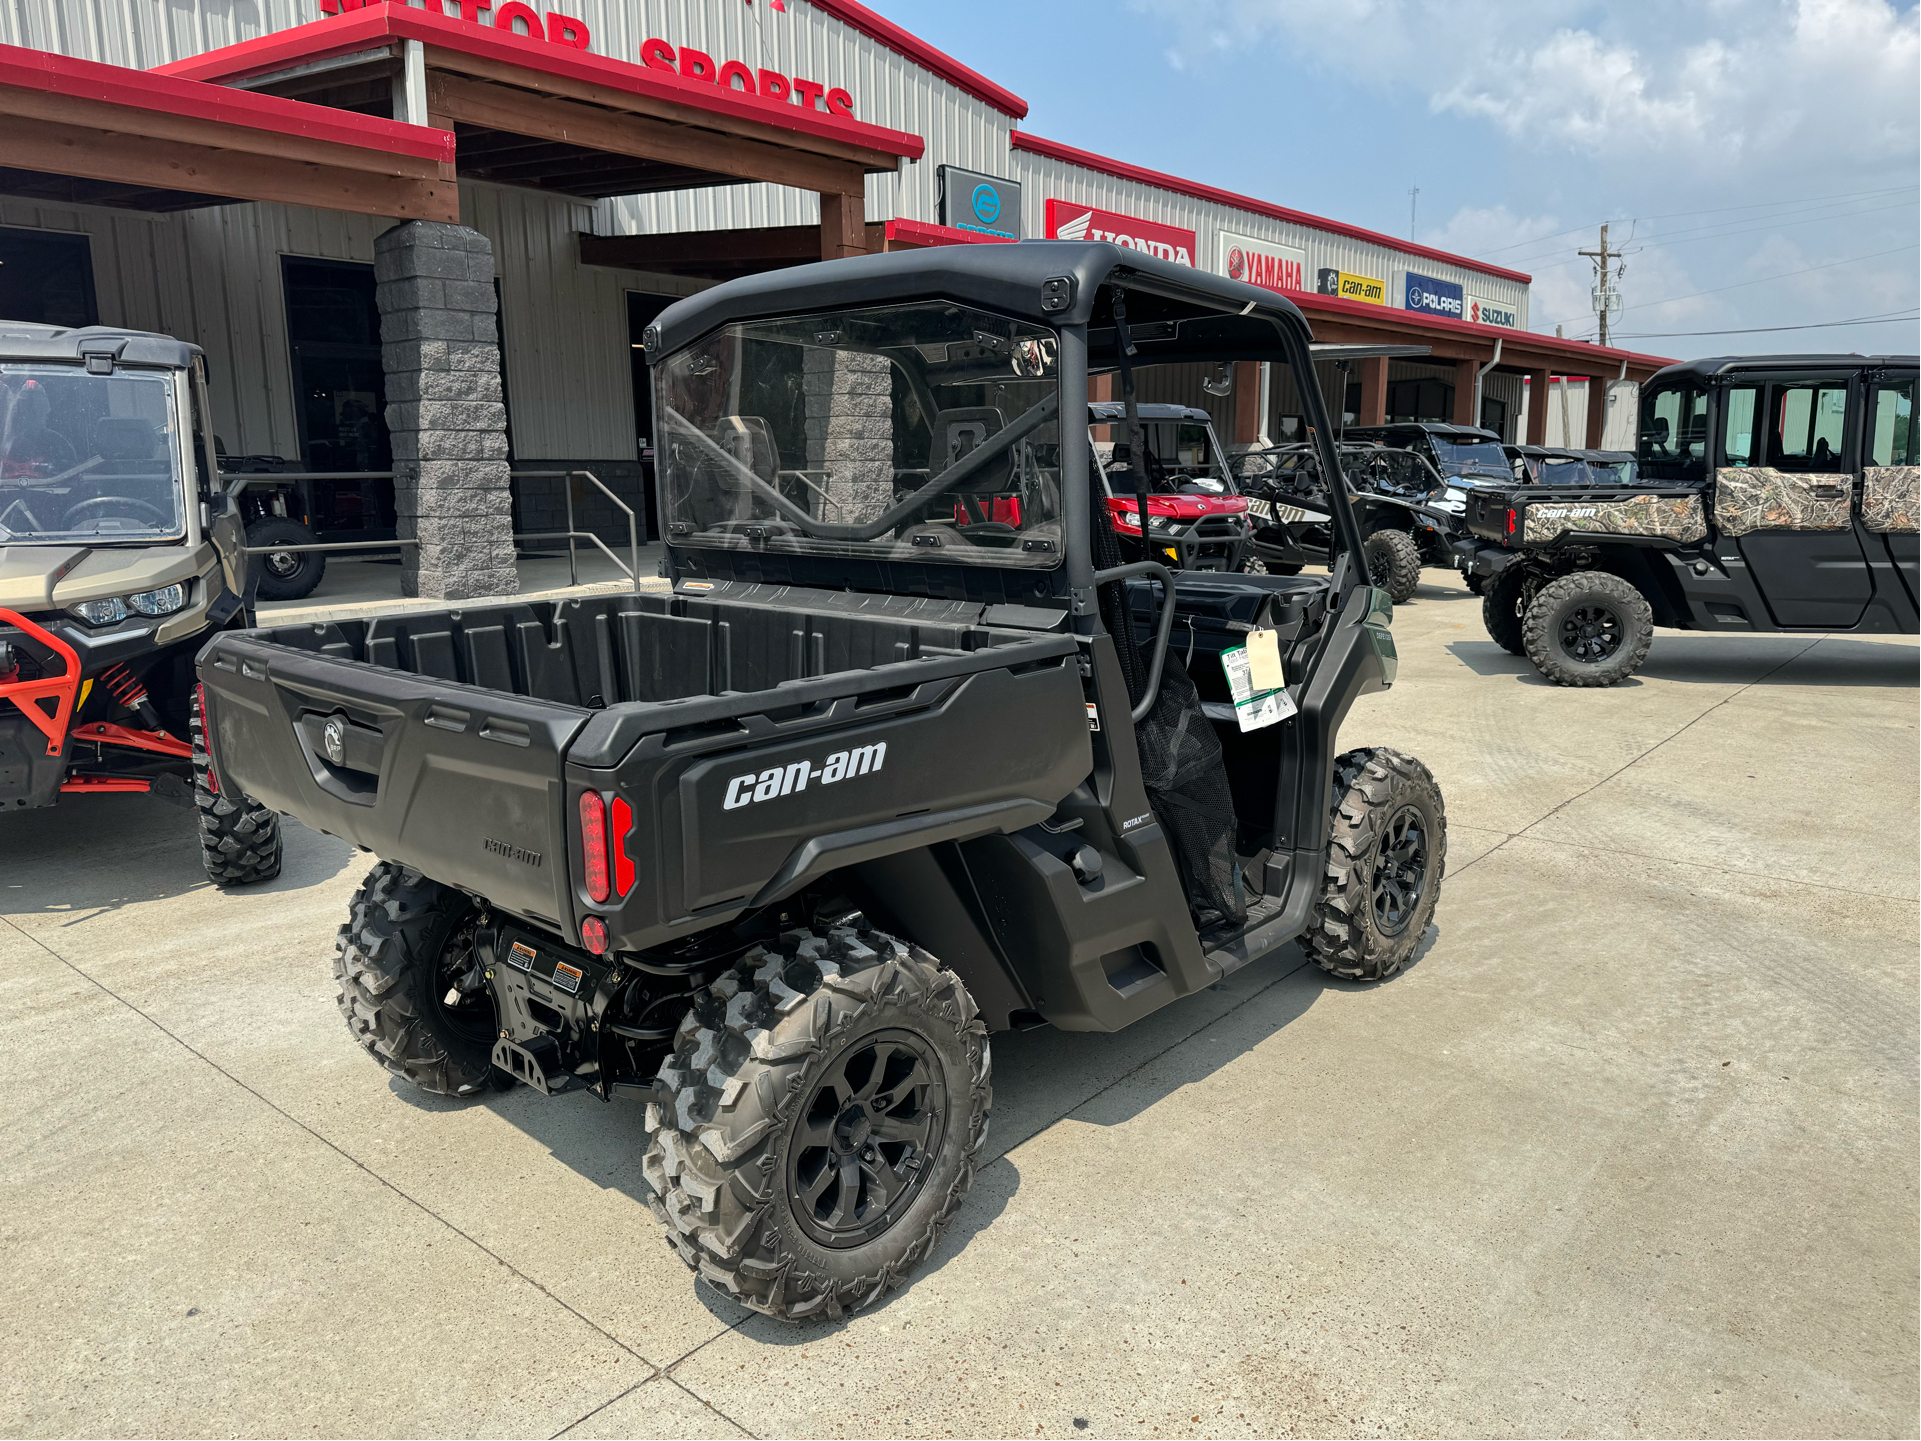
[1456,354,1918,685]
[0,322,282,883]
[196,242,1445,1322]
[1238,440,1466,603]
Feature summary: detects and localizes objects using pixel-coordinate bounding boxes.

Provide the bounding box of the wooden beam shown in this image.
[1585,377,1610,448]
[1452,358,1479,425]
[1357,356,1388,427]
[0,83,447,180]
[0,115,458,221]
[1233,361,1262,444]
[426,70,865,198]
[423,50,900,173]
[819,190,866,262]
[1526,368,1551,445]
[583,226,823,271]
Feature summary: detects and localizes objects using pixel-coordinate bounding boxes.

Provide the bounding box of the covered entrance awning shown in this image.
[0,43,457,219]
[156,3,923,259]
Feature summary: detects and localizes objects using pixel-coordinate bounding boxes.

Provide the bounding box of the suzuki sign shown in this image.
[1467,293,1518,328]
[1046,200,1194,266]
[1217,229,1304,294]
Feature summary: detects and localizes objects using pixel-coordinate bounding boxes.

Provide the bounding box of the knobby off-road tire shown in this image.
[1362,528,1423,604]
[1310,747,1447,982]
[643,923,991,1324]
[1523,570,1653,688]
[192,690,282,886]
[333,862,502,1097]
[1481,566,1529,655]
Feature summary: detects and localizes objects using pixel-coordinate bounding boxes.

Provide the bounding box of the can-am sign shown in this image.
[1467,294,1518,328]
[1316,268,1385,305]
[1401,270,1465,319]
[1047,200,1194,266]
[1217,229,1304,294]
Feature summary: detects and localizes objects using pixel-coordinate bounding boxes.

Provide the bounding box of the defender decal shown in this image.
[723,742,887,810]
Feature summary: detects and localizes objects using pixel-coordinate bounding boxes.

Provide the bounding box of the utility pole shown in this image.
[1408,187,1419,241]
[1581,223,1621,347]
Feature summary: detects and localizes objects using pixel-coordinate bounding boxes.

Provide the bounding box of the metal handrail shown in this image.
[231,467,645,598]
[1092,560,1177,724]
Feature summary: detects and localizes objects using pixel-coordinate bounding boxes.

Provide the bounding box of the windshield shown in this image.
[0,365,186,543]
[1535,457,1596,485]
[1092,418,1237,497]
[655,302,1063,568]
[1587,457,1637,484]
[1429,435,1510,475]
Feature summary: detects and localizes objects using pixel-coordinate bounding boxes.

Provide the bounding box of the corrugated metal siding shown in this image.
[1005,151,1529,327]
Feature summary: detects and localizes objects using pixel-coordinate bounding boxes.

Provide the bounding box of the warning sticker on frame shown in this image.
[551,960,584,995]
[507,941,537,972]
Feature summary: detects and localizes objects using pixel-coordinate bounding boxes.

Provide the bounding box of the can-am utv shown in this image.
[1088,401,1252,571]
[196,242,1445,1322]
[1,322,282,882]
[1457,354,1918,685]
[1238,441,1466,602]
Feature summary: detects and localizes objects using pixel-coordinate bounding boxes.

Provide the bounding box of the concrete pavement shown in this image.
[2,575,1914,1438]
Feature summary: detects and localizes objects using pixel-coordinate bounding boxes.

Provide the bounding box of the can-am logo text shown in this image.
[1533,506,1599,519]
[724,742,887,810]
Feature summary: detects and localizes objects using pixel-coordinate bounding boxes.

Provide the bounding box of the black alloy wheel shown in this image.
[790,1028,948,1249]
[1557,604,1624,664]
[1371,804,1429,937]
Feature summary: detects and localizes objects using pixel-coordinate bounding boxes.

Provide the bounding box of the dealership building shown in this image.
[0,0,1672,596]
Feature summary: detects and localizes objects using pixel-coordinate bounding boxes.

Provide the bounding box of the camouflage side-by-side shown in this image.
[1712,468,1853,536]
[1862,466,1920,533]
[1521,494,1708,545]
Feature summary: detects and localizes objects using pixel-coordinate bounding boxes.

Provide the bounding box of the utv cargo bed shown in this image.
[198,584,1091,950]
[1464,482,1708,548]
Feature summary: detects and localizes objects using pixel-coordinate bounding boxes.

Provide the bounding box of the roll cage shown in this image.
[645,240,1368,618]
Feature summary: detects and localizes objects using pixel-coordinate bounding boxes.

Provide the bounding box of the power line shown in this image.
[1471,183,1919,258]
[1547,242,1921,326]
[1511,197,1921,275]
[1614,310,1920,339]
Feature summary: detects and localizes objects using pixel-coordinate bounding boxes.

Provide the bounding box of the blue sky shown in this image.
[879,0,1921,356]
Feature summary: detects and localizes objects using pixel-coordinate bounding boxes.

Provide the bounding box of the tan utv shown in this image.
[0,322,281,882]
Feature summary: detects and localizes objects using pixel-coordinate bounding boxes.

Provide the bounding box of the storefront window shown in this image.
[655,302,1063,568]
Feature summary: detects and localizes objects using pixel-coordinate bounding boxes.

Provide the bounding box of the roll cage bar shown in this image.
[646,240,1369,611]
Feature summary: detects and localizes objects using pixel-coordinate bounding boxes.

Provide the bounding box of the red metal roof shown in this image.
[154,2,925,162]
[0,39,453,162]
[1011,130,1534,287]
[810,0,1028,120]
[1291,286,1673,371]
[883,217,1014,247]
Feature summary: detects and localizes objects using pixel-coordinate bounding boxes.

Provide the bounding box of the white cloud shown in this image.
[1130,0,1920,347]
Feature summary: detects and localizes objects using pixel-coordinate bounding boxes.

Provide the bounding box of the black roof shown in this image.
[647,240,1312,365]
[0,321,200,370]
[1346,421,1503,442]
[1650,353,1918,384]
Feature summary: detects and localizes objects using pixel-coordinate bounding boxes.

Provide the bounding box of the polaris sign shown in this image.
[1401,271,1465,320]
[938,166,1022,241]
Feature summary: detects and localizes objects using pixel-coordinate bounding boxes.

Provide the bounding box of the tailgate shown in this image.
[1464,484,1529,543]
[197,633,587,932]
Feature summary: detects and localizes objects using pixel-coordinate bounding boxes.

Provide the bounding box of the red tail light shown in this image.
[609,795,635,897]
[579,790,610,902]
[1504,506,1518,537]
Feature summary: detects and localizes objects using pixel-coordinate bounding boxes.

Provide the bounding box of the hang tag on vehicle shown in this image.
[1244,628,1285,692]
[1220,644,1297,733]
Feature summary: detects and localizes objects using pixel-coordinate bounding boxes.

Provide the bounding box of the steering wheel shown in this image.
[64,495,171,530]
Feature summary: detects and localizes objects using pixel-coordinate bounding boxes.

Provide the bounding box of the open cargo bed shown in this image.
[198,584,1091,949]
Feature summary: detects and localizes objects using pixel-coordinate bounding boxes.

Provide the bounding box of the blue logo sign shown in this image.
[1403,270,1465,319]
[938,164,1022,240]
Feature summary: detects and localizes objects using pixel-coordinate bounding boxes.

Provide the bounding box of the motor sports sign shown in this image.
[1400,270,1465,319]
[1046,200,1195,266]
[1217,229,1304,294]
[1467,293,1519,328]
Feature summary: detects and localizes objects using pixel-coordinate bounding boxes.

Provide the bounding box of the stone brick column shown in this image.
[375,220,517,600]
[803,348,893,525]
